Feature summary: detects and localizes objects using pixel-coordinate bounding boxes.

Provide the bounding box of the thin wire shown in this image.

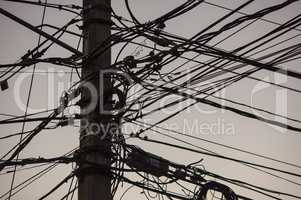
[0,130,32,140]
[65,175,75,200]
[7,2,47,199]
[203,1,301,33]
[3,0,81,15]
[38,172,75,200]
[128,120,301,187]
[0,108,56,124]
[133,132,301,179]
[0,162,53,176]
[0,147,77,199]
[135,120,301,169]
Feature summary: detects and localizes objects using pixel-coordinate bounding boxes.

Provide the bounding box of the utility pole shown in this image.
[79,0,113,200]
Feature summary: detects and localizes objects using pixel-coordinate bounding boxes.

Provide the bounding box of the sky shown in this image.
[0,0,301,200]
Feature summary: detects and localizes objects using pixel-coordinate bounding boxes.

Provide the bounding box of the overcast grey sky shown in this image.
[0,0,301,200]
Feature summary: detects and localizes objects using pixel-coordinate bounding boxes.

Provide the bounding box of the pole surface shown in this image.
[79,0,112,200]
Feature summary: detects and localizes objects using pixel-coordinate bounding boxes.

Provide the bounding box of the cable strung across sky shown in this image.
[1,0,301,200]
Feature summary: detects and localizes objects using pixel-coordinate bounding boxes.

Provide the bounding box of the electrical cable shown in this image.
[0,147,77,200]
[203,0,301,33]
[131,135,301,179]
[38,172,76,200]
[134,120,301,170]
[7,3,48,199]
[3,0,81,15]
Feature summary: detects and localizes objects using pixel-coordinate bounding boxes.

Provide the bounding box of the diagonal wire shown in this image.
[7,2,48,199]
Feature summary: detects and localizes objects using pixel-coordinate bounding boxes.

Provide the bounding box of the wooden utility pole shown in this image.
[79,0,113,200]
